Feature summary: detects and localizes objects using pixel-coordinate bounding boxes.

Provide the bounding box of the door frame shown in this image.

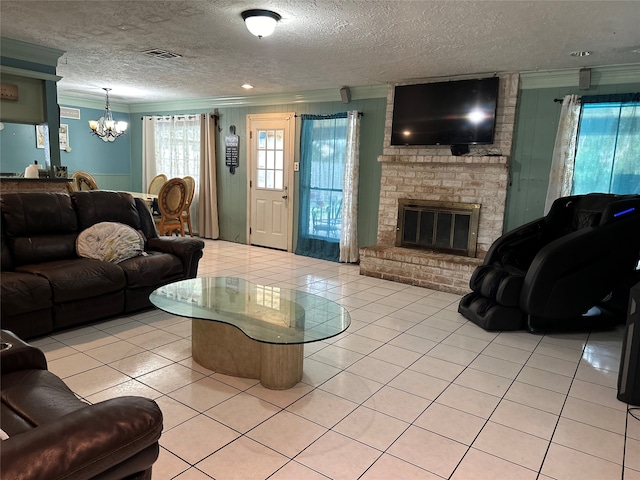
[246,112,296,252]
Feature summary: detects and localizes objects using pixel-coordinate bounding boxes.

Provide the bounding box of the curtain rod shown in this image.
[141,113,219,121]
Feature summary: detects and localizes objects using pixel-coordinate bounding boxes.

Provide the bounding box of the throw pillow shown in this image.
[77,222,146,263]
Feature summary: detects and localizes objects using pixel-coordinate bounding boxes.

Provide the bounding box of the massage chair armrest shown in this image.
[0,396,163,480]
[521,220,639,318]
[147,236,205,278]
[599,197,640,225]
[483,217,545,266]
[0,330,47,374]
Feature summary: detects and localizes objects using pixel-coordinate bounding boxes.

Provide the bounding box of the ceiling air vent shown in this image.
[142,49,182,59]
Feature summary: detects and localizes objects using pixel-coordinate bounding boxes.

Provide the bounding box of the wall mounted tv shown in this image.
[391,76,500,146]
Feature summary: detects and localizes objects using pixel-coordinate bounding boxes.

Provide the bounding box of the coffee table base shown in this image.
[192,319,303,390]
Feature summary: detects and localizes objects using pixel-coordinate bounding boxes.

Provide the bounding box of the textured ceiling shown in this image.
[1,0,640,104]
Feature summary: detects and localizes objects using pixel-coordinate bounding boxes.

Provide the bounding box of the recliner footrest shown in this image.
[459,292,526,331]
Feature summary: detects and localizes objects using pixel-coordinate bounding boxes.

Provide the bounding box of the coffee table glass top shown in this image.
[150,277,351,344]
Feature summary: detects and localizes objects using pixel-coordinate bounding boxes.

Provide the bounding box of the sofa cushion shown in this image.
[1,193,78,266]
[0,272,52,316]
[1,193,77,236]
[118,251,184,287]
[76,222,146,263]
[8,234,79,267]
[1,235,13,271]
[16,259,126,302]
[71,191,141,231]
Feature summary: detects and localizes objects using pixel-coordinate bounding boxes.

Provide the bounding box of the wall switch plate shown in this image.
[294,162,299,171]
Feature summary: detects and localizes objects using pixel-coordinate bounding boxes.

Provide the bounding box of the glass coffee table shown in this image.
[150,277,351,389]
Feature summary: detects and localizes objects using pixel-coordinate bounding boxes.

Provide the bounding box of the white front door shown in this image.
[246,113,295,251]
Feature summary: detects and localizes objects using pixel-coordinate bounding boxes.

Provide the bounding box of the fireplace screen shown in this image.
[396,200,480,257]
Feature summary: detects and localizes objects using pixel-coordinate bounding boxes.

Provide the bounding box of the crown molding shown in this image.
[0,65,62,82]
[520,63,640,89]
[1,37,64,67]
[60,84,387,113]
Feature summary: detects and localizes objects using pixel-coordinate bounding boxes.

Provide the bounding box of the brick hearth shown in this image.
[360,73,519,294]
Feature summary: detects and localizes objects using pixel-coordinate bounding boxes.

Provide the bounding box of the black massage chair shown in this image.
[459,193,640,332]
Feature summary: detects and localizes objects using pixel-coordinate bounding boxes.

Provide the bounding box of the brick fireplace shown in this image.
[359,73,519,294]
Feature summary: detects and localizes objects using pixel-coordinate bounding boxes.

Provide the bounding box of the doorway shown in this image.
[246,113,295,251]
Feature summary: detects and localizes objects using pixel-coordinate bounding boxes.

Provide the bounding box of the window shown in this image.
[153,116,201,183]
[572,96,640,195]
[295,114,347,261]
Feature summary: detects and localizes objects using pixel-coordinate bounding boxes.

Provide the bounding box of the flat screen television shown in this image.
[390,77,500,146]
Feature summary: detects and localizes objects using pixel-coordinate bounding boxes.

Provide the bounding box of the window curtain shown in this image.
[198,114,219,239]
[340,110,360,263]
[572,93,640,195]
[142,118,157,189]
[295,113,347,262]
[544,94,581,213]
[142,115,204,234]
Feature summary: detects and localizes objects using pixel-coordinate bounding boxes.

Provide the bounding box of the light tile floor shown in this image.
[30,240,640,479]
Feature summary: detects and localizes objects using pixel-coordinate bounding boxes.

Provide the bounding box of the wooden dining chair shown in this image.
[147,174,167,195]
[154,177,188,237]
[181,176,196,237]
[70,170,99,191]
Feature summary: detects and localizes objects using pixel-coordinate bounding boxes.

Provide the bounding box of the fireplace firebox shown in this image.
[395,199,481,257]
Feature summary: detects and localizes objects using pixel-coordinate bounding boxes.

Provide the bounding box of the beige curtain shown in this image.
[142,117,157,191]
[339,110,360,263]
[198,114,219,239]
[544,94,581,213]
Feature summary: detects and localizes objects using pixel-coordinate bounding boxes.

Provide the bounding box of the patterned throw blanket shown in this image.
[76,222,146,263]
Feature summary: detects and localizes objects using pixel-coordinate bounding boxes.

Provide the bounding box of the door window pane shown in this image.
[256,129,284,191]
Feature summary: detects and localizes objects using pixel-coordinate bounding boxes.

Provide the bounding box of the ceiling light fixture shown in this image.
[242,83,254,89]
[570,51,592,57]
[88,88,127,142]
[241,9,281,38]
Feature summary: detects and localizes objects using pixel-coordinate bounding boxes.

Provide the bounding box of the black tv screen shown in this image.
[391,77,500,146]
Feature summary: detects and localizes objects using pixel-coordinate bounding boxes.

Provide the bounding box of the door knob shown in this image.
[282,194,288,199]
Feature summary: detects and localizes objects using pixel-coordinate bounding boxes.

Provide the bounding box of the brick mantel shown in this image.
[378,154,509,166]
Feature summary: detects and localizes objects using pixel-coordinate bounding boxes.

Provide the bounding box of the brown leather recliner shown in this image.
[0,330,163,480]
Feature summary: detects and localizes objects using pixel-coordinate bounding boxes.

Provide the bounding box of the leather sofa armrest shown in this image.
[0,330,47,374]
[0,396,163,480]
[147,236,205,278]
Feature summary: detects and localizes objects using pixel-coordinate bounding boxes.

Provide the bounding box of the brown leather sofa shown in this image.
[0,329,163,479]
[1,190,205,339]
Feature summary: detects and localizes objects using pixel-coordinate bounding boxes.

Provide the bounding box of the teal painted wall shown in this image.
[130,97,386,246]
[0,122,47,172]
[506,80,640,232]
[1,104,132,188]
[1,54,63,165]
[7,70,635,247]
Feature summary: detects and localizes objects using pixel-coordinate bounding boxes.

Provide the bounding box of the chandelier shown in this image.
[88,88,127,142]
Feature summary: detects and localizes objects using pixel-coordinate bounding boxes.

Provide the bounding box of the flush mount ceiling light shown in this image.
[88,88,127,142]
[241,9,281,38]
